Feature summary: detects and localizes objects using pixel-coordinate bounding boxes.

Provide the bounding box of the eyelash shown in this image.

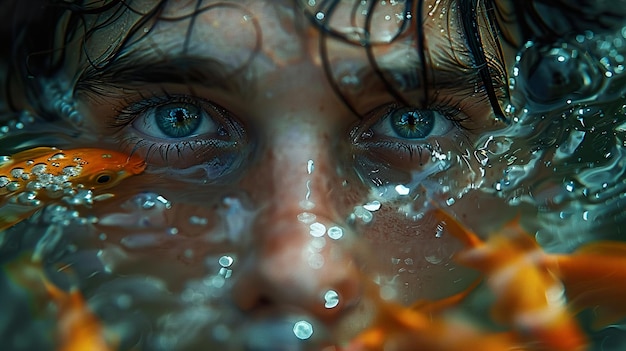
[107,93,243,168]
[110,94,200,128]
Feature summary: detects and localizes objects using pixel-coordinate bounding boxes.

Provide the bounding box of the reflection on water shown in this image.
[1,24,626,351]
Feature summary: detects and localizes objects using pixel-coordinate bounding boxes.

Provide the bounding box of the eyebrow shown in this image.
[361,47,507,107]
[75,53,250,97]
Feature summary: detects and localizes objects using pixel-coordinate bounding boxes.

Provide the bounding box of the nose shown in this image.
[231,123,362,324]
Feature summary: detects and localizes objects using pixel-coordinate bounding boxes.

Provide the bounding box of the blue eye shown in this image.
[131,99,219,139]
[372,106,452,140]
[390,108,434,139]
[154,103,202,138]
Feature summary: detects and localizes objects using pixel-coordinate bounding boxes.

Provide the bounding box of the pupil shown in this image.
[155,103,202,138]
[391,108,434,139]
[97,174,111,183]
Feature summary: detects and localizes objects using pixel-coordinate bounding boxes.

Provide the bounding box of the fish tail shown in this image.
[430,207,483,248]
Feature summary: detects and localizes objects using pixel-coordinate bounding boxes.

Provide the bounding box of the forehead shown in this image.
[78,0,466,74]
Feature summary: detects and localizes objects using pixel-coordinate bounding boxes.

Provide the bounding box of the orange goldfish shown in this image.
[345,277,525,351]
[346,284,522,351]
[42,274,116,351]
[543,241,626,329]
[432,209,588,351]
[0,147,145,231]
[4,254,116,351]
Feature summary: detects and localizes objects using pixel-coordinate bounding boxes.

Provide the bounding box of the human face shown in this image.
[56,0,512,349]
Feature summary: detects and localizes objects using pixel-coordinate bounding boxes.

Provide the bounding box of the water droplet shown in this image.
[309,222,326,237]
[565,180,576,192]
[293,320,314,340]
[189,216,208,225]
[327,226,343,240]
[156,195,172,209]
[0,176,9,187]
[445,197,456,206]
[6,181,20,192]
[218,255,234,267]
[395,184,411,195]
[363,200,381,211]
[48,152,66,161]
[424,254,443,265]
[353,206,373,223]
[315,11,325,20]
[297,212,317,224]
[435,223,444,238]
[10,168,24,178]
[26,181,43,191]
[30,163,47,175]
[307,159,314,174]
[308,253,324,269]
[62,166,81,177]
[324,290,339,308]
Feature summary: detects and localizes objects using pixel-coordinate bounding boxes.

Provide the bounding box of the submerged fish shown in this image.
[346,278,521,351]
[433,209,588,351]
[0,147,146,231]
[4,254,116,351]
[544,241,626,329]
[43,272,116,351]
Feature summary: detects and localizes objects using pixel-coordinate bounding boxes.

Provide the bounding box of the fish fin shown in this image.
[430,207,483,248]
[411,277,482,314]
[10,147,59,161]
[573,241,626,256]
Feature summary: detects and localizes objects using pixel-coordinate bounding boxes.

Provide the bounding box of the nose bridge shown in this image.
[273,127,333,217]
[233,114,361,322]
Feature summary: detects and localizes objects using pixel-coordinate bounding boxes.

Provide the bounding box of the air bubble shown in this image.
[189,216,208,225]
[6,181,20,192]
[363,200,381,211]
[308,253,324,269]
[395,184,411,195]
[293,320,314,340]
[324,290,339,309]
[297,212,317,224]
[327,226,343,240]
[218,255,234,267]
[48,153,66,161]
[10,168,24,178]
[309,222,326,237]
[31,163,47,175]
[62,166,82,177]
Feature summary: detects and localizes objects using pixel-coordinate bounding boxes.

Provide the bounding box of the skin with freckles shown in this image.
[6,0,613,350]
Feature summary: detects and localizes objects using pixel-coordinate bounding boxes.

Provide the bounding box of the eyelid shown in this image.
[351,102,465,143]
[109,94,247,170]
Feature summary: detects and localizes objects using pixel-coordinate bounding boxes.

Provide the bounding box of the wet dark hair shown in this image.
[1,0,625,122]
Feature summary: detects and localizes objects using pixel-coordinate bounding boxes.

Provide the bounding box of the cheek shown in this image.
[357,206,479,303]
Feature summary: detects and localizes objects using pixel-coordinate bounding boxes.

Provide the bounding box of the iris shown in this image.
[390,108,434,139]
[155,103,202,138]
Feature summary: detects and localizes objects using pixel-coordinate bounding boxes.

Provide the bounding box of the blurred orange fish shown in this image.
[4,254,116,351]
[543,241,626,329]
[346,278,521,351]
[43,274,116,351]
[433,209,588,351]
[0,147,145,231]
